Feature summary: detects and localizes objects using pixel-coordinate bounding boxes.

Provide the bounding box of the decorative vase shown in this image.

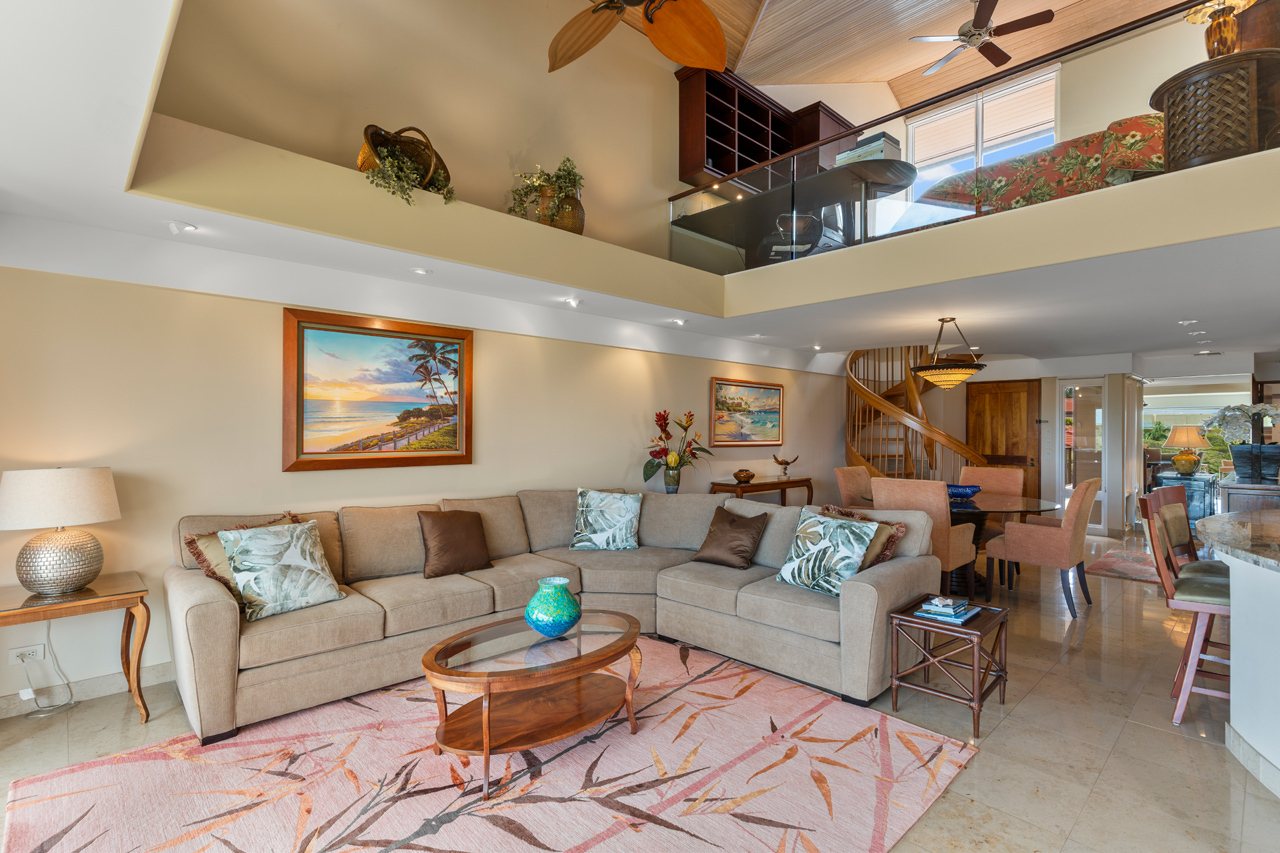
[1204,7,1240,58]
[1229,444,1280,481]
[1171,448,1203,475]
[733,469,755,483]
[524,577,581,638]
[663,467,682,494]
[537,187,585,235]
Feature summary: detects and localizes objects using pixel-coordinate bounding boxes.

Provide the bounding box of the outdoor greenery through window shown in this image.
[906,68,1058,200]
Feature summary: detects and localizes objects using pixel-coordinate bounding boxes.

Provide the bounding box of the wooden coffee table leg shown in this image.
[971,636,981,739]
[625,644,642,734]
[431,688,447,755]
[481,689,492,801]
[124,601,150,724]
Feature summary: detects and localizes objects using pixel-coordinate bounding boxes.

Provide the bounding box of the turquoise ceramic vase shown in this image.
[524,576,581,638]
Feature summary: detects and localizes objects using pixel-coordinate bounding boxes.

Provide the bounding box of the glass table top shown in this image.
[0,571,148,616]
[429,610,637,678]
[949,494,1061,514]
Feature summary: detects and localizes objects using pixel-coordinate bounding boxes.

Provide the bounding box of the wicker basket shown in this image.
[357,125,451,190]
[537,187,585,235]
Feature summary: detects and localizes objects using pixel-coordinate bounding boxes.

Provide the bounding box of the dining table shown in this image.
[947,493,1062,596]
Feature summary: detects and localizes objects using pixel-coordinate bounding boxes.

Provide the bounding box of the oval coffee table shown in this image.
[421,609,641,800]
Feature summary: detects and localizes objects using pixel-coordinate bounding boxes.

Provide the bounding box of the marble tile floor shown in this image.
[0,531,1271,851]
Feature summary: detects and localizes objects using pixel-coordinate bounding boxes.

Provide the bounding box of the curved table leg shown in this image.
[123,601,150,724]
[625,644,643,735]
[432,688,446,755]
[481,689,492,800]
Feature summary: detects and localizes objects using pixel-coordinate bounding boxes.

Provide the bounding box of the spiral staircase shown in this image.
[845,347,988,483]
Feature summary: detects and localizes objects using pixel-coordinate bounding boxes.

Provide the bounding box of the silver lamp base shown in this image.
[16,528,104,596]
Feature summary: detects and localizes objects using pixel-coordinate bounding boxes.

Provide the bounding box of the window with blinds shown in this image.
[907,69,1057,200]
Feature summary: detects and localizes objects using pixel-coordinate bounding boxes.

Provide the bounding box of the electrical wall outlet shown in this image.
[9,644,45,665]
[18,689,34,701]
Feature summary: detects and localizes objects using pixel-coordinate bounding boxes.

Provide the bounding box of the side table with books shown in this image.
[890,595,1008,739]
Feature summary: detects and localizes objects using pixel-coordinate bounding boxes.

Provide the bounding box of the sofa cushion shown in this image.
[219,520,346,622]
[340,504,440,581]
[351,573,494,637]
[465,553,580,611]
[439,496,530,559]
[518,489,620,553]
[174,511,343,583]
[572,489,642,551]
[723,500,802,569]
[638,493,730,550]
[777,509,879,598]
[656,561,777,616]
[830,508,933,557]
[692,505,769,569]
[541,546,695,594]
[238,585,383,669]
[420,510,493,577]
[737,577,841,643]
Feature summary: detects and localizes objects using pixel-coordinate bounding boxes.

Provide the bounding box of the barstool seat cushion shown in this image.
[1172,576,1230,606]
[1178,559,1230,580]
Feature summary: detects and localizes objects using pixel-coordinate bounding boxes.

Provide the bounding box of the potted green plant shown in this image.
[507,157,585,234]
[643,410,712,494]
[357,125,455,206]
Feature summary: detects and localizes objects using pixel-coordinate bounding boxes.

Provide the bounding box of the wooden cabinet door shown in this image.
[966,380,1042,499]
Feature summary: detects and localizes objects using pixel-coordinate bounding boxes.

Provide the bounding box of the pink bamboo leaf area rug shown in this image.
[1084,549,1159,584]
[5,638,974,853]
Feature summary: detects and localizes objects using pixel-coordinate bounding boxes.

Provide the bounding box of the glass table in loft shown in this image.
[669,158,917,274]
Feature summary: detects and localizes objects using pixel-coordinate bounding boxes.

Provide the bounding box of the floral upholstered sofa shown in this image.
[919,113,1165,215]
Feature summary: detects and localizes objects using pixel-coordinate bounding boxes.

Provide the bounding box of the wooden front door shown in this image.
[966,380,1042,499]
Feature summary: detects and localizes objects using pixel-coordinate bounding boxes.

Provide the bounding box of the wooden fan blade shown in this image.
[910,36,962,42]
[978,40,1012,67]
[925,44,967,76]
[643,0,727,72]
[992,9,1055,36]
[972,0,999,30]
[548,5,623,72]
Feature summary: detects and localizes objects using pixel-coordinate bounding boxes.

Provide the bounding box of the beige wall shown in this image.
[759,82,908,151]
[0,267,843,699]
[1058,20,1206,140]
[153,0,683,258]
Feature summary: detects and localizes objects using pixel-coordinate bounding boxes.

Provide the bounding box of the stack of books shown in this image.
[914,597,981,625]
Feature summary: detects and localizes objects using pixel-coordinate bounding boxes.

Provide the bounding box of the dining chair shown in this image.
[871,478,975,595]
[959,466,1025,547]
[1138,494,1230,724]
[984,478,1100,616]
[834,466,874,508]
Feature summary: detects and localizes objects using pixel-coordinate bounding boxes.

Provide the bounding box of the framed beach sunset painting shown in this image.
[710,378,783,447]
[283,309,473,471]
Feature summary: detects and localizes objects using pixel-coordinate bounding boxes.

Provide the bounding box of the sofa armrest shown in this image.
[164,566,240,741]
[839,555,941,702]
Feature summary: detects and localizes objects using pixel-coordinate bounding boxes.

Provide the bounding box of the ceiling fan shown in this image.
[548,0,727,73]
[910,0,1056,76]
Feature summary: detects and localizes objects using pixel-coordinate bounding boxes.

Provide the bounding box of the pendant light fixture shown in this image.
[910,318,986,390]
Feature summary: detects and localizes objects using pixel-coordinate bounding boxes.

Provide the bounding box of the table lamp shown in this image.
[0,467,121,596]
[1164,426,1212,475]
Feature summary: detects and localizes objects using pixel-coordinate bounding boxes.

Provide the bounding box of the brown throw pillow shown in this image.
[693,506,770,569]
[419,510,493,578]
[183,512,301,602]
[822,506,906,569]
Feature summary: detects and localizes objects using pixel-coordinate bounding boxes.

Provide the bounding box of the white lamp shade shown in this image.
[1164,425,1212,450]
[0,467,121,530]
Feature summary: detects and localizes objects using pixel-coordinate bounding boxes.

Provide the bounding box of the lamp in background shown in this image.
[1164,426,1212,475]
[1187,0,1256,59]
[910,317,986,390]
[0,467,121,595]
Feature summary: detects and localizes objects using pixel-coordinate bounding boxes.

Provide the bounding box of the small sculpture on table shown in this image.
[773,454,799,477]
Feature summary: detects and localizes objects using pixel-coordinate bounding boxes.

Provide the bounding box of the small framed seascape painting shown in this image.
[710,378,783,447]
[283,308,473,471]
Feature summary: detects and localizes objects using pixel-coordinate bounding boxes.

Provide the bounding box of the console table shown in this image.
[0,572,151,722]
[709,475,814,505]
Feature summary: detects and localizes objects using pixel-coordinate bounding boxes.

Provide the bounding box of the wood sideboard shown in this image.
[1218,477,1280,513]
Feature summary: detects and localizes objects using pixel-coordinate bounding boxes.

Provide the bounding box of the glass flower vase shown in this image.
[663,467,682,494]
[524,576,581,638]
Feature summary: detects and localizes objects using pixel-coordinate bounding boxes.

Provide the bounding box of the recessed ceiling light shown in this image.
[712,184,720,189]
[563,297,580,308]
[969,346,981,350]
[1177,319,1199,326]
[736,194,744,200]
[166,220,196,235]
[410,267,432,275]
[1188,330,1206,336]
[1194,350,1222,356]
[813,345,822,351]
[671,319,686,326]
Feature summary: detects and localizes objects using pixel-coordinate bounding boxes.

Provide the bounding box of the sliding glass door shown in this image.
[1060,379,1106,534]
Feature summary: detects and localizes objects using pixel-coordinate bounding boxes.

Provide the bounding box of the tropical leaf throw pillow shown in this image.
[218,520,345,622]
[777,508,879,597]
[571,488,642,551]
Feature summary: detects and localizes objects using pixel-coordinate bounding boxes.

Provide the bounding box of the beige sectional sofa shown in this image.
[164,491,938,743]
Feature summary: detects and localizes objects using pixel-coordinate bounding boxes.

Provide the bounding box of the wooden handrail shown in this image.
[668,0,1205,204]
[846,351,987,467]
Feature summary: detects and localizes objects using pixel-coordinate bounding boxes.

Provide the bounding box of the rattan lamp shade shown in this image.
[1186,0,1256,24]
[0,467,121,596]
[1163,426,1212,449]
[911,362,987,390]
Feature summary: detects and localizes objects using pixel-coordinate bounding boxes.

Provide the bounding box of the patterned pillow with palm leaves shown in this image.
[570,488,643,551]
[777,508,879,597]
[218,520,345,622]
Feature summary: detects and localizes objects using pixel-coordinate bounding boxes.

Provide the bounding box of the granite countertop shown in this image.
[1196,511,1280,572]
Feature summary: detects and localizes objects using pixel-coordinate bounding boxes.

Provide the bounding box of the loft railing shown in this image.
[669,1,1206,275]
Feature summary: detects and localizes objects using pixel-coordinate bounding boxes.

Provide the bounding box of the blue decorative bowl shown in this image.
[946,484,982,499]
[524,577,581,638]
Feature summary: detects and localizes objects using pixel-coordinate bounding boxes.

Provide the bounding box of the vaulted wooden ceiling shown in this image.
[607,0,1187,109]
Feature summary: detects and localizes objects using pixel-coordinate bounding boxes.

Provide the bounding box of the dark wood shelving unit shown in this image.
[677,67,856,196]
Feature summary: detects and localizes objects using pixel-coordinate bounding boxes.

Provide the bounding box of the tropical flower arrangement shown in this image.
[643,410,712,488]
[1202,404,1280,444]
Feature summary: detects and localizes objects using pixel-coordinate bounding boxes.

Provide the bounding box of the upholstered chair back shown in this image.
[834,466,874,508]
[1062,478,1102,566]
[871,478,952,566]
[958,466,1024,496]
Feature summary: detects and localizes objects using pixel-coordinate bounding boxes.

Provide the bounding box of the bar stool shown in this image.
[1138,495,1230,724]
[1149,485,1228,580]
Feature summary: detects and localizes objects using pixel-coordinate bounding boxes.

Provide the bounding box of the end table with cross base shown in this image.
[890,595,1008,739]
